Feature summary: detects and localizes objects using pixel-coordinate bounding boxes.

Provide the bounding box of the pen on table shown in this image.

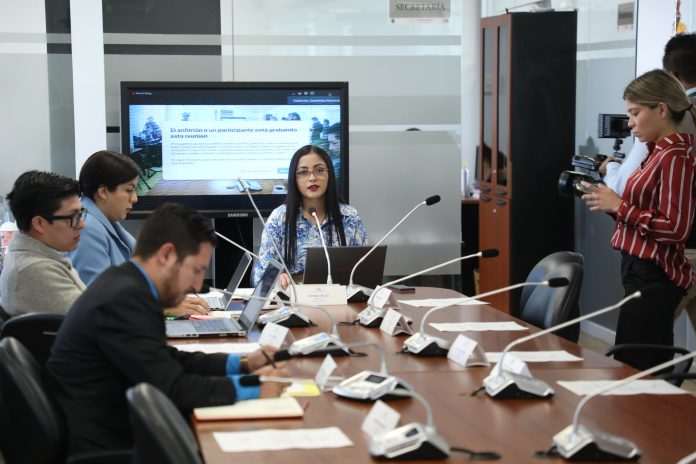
[262,350,277,368]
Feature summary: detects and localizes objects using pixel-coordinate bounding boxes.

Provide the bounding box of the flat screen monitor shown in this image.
[120,81,348,216]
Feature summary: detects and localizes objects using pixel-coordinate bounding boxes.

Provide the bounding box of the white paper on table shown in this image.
[213,426,353,453]
[429,321,528,332]
[232,288,253,299]
[398,298,487,308]
[486,351,583,363]
[172,342,260,355]
[557,379,687,396]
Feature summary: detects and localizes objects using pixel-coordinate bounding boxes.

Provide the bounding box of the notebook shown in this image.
[193,396,304,421]
[202,253,253,310]
[303,245,387,290]
[166,263,280,338]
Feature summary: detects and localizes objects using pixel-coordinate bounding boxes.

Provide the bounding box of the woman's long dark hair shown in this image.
[284,145,346,268]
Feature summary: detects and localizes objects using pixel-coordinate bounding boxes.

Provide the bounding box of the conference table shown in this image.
[186,288,696,463]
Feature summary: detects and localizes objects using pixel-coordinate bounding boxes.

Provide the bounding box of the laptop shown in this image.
[165,263,281,338]
[201,253,252,310]
[303,245,387,291]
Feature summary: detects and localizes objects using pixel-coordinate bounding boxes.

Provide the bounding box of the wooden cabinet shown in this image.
[478,11,576,314]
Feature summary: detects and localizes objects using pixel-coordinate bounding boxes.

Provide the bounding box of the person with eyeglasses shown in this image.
[251,145,368,288]
[68,150,211,318]
[0,171,87,316]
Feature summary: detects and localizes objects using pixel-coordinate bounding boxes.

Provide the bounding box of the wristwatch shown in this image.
[240,355,250,373]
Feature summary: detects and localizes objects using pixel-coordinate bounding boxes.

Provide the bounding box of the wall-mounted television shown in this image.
[120,81,349,216]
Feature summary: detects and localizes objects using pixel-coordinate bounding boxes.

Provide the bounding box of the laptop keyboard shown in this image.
[196,318,241,332]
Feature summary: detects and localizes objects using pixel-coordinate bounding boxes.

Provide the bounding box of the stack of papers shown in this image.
[172,342,260,354]
[557,380,687,396]
[194,396,304,421]
[430,321,528,332]
[213,427,353,453]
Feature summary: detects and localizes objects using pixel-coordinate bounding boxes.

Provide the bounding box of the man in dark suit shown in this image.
[47,203,287,454]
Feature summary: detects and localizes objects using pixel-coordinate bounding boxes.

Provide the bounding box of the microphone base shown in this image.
[258,306,313,327]
[553,425,640,461]
[368,423,449,460]
[403,333,452,357]
[482,371,555,399]
[357,306,388,327]
[347,284,373,302]
[288,333,352,357]
[332,371,411,401]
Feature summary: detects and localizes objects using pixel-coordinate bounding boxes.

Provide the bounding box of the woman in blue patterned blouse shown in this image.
[252,145,368,288]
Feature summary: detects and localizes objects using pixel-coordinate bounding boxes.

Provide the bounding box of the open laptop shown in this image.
[303,245,387,293]
[201,253,252,310]
[165,262,281,338]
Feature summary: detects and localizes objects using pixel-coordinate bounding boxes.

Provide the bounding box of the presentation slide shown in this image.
[162,121,306,180]
[127,103,341,197]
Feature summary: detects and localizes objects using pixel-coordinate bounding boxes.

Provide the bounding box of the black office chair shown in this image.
[605,344,693,386]
[0,312,64,367]
[519,261,583,342]
[520,251,584,310]
[126,383,203,464]
[0,337,131,464]
[0,336,66,463]
[655,372,696,384]
[0,303,11,324]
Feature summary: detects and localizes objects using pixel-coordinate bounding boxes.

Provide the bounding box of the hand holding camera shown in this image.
[580,182,622,213]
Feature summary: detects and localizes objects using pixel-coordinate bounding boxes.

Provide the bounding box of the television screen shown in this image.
[120,81,348,216]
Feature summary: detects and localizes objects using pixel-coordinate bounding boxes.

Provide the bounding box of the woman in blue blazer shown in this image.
[69,150,138,285]
[69,150,210,316]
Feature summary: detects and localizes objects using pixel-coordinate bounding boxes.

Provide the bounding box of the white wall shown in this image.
[0,0,52,195]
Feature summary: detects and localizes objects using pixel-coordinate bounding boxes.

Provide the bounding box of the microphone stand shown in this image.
[332,341,411,401]
[402,278,565,356]
[347,195,440,300]
[367,387,450,460]
[553,349,696,460]
[237,178,309,323]
[308,208,333,285]
[357,249,497,327]
[481,291,641,399]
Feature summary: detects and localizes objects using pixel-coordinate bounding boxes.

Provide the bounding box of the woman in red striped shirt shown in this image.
[582,69,696,370]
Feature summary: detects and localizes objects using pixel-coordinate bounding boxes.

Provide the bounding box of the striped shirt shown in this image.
[611,133,696,289]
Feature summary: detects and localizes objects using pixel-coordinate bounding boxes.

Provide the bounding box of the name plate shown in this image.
[447,335,490,367]
[293,284,347,305]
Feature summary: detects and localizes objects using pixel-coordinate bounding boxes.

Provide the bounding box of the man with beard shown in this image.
[47,203,287,454]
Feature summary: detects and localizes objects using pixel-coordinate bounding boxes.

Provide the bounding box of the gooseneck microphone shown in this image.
[236,178,303,310]
[401,277,568,356]
[347,195,441,298]
[332,341,411,401]
[213,231,305,317]
[481,291,641,399]
[356,248,499,327]
[308,207,333,285]
[552,349,696,460]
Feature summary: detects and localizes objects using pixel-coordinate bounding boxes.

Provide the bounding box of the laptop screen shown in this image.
[303,245,387,287]
[225,253,253,295]
[239,263,281,329]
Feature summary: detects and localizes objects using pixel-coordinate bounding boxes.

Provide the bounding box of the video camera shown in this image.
[559,114,631,197]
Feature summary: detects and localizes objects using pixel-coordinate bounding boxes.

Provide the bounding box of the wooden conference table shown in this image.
[187,288,696,464]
